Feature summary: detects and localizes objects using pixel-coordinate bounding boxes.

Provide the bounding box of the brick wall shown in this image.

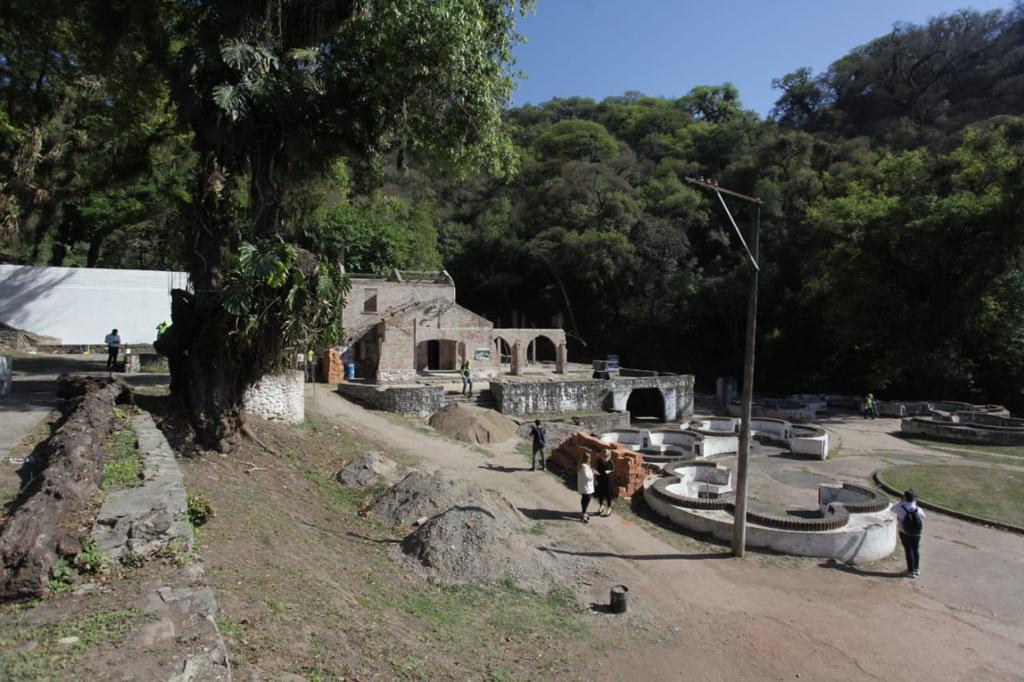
[550,432,647,498]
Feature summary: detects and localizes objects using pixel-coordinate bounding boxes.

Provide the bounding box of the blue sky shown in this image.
[511,0,1014,115]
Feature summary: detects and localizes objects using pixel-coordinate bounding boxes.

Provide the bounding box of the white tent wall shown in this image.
[0,264,188,345]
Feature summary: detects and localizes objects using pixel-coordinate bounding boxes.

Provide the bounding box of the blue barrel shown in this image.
[345,362,356,380]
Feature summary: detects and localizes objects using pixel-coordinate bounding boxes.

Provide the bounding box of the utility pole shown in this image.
[684,177,761,558]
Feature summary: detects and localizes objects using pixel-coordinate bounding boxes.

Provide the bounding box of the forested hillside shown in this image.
[407,6,1024,406]
[3,4,1023,409]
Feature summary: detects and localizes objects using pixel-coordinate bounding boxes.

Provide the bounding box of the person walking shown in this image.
[577,452,595,523]
[461,358,473,396]
[529,419,546,471]
[595,449,615,516]
[863,393,878,419]
[893,489,925,577]
[104,328,122,371]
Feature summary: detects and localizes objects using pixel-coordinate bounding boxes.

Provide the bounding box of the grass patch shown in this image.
[102,425,142,490]
[880,464,1024,527]
[391,580,588,651]
[0,607,143,680]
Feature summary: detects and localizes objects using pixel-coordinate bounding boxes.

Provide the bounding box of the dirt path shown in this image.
[311,386,1024,681]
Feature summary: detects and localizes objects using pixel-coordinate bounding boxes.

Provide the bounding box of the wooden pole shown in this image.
[732,203,760,557]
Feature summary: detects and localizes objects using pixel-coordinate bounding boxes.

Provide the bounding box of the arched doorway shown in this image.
[494,337,513,365]
[627,388,665,423]
[416,339,458,371]
[527,335,557,364]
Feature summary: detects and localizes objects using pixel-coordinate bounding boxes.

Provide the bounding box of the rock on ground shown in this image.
[428,403,517,444]
[398,503,573,591]
[336,451,405,488]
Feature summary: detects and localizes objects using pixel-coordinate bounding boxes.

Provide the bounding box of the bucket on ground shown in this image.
[610,585,628,614]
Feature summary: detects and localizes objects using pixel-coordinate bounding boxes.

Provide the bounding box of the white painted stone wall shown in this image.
[0,355,10,397]
[0,264,188,345]
[244,370,305,423]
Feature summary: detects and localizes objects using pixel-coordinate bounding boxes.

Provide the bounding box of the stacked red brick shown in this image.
[322,349,345,384]
[549,432,647,498]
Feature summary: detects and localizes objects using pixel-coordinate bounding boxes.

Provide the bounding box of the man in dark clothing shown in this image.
[893,489,926,578]
[529,419,546,471]
[104,328,122,370]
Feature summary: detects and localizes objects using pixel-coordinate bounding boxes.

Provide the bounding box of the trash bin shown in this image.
[345,362,356,381]
[610,585,628,614]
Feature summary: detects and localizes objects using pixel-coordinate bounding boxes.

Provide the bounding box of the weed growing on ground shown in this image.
[102,426,142,490]
[47,559,73,594]
[187,490,215,526]
[156,538,194,567]
[72,539,108,575]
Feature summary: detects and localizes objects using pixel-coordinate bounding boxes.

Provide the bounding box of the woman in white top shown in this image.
[577,452,595,523]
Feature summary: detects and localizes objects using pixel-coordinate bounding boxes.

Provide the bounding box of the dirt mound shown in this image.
[336,452,405,488]
[367,471,473,527]
[428,403,517,444]
[399,504,572,590]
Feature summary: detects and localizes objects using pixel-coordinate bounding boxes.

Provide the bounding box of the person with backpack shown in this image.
[894,489,926,577]
[863,393,878,419]
[528,419,546,471]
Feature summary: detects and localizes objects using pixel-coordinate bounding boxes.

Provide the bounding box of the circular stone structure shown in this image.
[901,411,1024,446]
[643,462,896,564]
[598,416,830,464]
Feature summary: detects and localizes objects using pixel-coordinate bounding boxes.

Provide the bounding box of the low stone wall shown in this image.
[901,416,1024,446]
[0,354,10,397]
[243,370,305,423]
[92,413,193,561]
[336,383,444,418]
[491,374,694,422]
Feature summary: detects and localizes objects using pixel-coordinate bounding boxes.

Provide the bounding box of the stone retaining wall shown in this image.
[91,413,193,561]
[901,416,1024,445]
[336,383,444,418]
[491,374,694,421]
[243,370,305,423]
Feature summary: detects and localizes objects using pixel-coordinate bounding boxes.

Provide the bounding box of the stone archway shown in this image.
[626,387,666,422]
[526,335,558,364]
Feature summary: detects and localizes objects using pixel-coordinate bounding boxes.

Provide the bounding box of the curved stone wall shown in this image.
[901,416,1024,446]
[644,469,896,563]
[244,370,305,423]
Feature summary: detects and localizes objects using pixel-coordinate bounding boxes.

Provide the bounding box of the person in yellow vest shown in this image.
[156,320,169,338]
[306,349,316,383]
[461,358,473,396]
[863,393,878,419]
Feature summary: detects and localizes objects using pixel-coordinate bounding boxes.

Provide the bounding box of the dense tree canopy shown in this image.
[3,1,1024,424]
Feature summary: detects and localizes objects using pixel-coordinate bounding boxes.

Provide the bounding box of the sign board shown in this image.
[473,347,491,361]
[606,354,620,372]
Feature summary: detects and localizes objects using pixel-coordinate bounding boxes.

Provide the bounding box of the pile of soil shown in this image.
[399,504,573,590]
[367,470,528,529]
[366,471,473,527]
[428,403,517,444]
[336,452,406,488]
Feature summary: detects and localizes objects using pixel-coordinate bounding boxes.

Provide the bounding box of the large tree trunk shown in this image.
[155,153,253,452]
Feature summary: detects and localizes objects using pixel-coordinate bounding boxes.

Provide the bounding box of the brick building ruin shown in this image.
[341,270,567,384]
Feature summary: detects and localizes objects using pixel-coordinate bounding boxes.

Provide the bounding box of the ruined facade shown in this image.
[342,270,567,384]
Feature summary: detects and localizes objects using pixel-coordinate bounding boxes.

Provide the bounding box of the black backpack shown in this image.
[903,504,923,535]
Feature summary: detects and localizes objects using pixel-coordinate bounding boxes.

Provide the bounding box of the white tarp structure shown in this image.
[0,264,188,345]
